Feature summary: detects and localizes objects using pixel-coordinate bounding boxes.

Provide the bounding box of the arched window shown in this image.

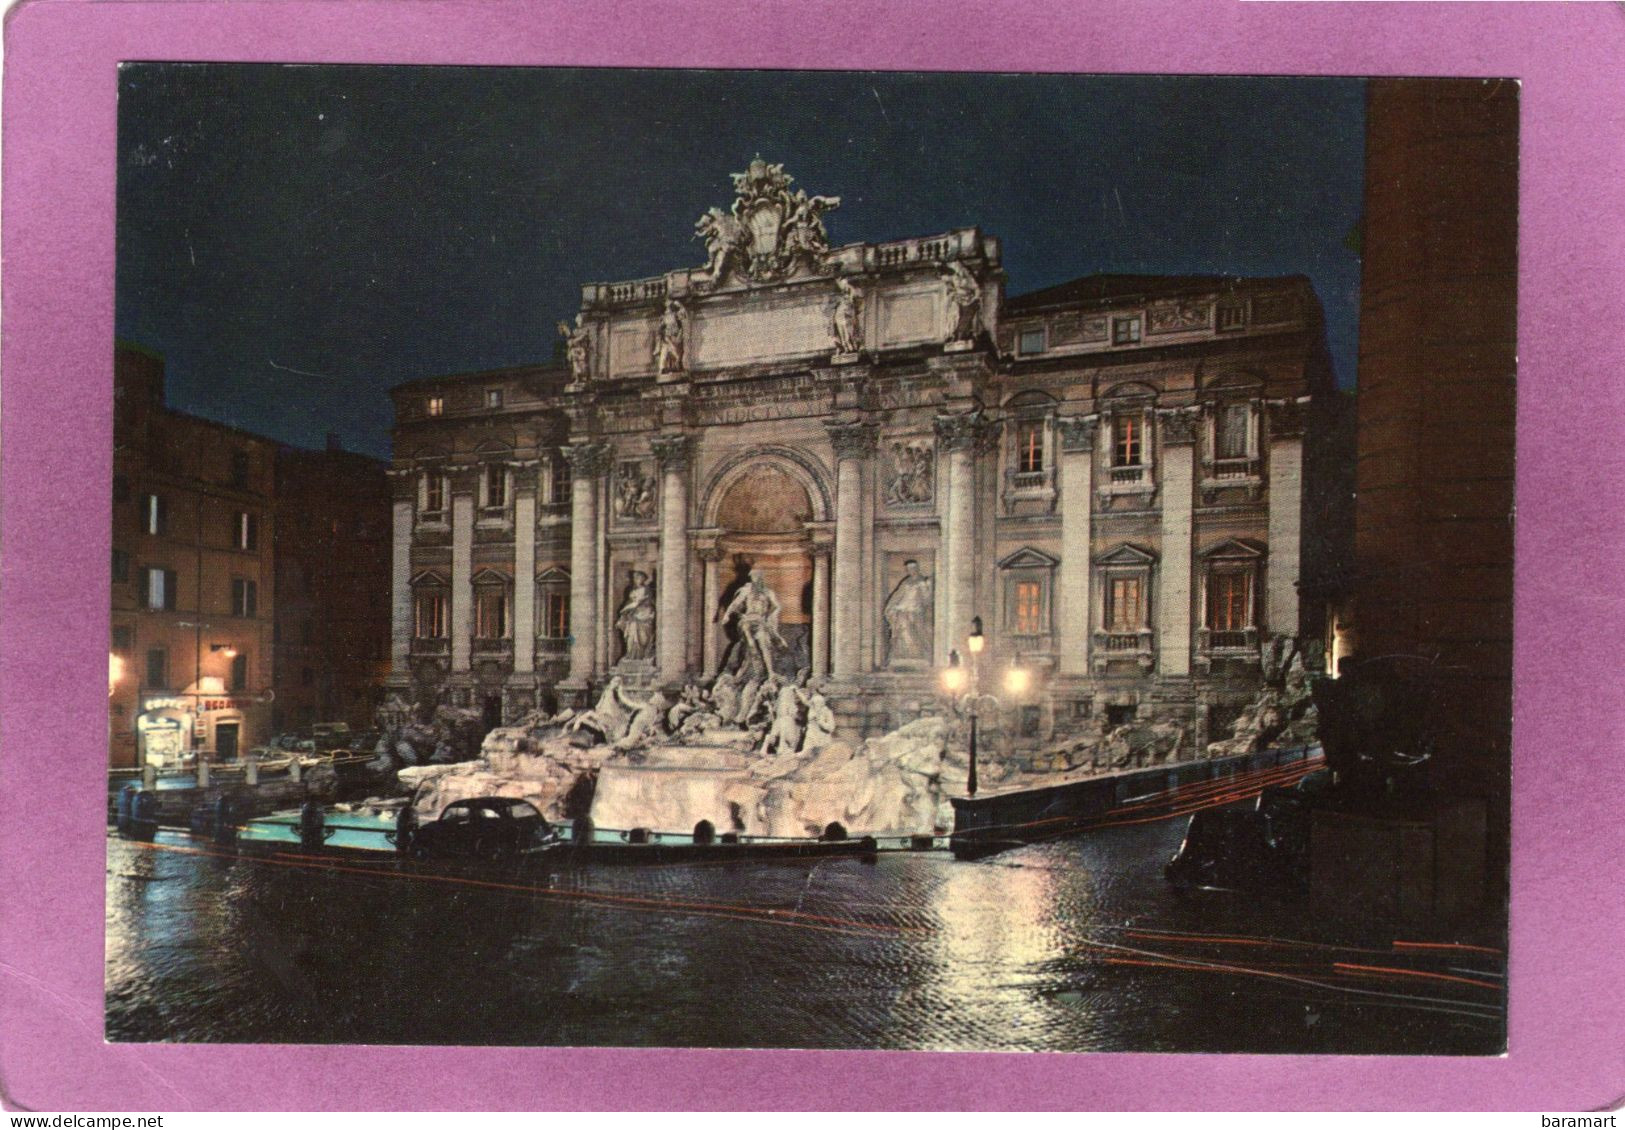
[1002,390,1059,513]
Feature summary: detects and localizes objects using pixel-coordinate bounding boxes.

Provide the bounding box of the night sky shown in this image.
[116,66,1365,460]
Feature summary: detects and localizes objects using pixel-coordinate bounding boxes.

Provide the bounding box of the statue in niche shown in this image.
[942,260,983,344]
[653,299,688,374]
[721,568,786,679]
[885,440,934,506]
[557,315,591,382]
[615,570,656,662]
[614,462,656,522]
[831,276,864,354]
[882,559,934,667]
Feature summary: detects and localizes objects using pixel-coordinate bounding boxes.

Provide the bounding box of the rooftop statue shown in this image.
[694,159,840,287]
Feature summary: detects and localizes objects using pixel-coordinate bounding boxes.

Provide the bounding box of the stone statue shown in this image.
[882,559,934,666]
[885,441,934,506]
[614,462,656,522]
[695,206,750,285]
[557,315,591,382]
[942,260,983,345]
[831,276,863,354]
[615,570,656,662]
[566,676,636,744]
[759,681,805,756]
[782,190,841,265]
[710,671,741,725]
[614,690,670,752]
[799,688,837,753]
[721,568,786,677]
[654,299,687,375]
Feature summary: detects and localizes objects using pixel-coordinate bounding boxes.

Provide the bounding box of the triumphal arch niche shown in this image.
[394,157,1334,750]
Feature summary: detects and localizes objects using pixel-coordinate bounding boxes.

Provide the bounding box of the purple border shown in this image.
[3,0,1622,1112]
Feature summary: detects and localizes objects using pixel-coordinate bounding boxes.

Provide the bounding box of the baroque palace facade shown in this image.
[388,161,1341,750]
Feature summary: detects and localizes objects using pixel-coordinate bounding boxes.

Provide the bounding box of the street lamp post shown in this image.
[942,615,1030,800]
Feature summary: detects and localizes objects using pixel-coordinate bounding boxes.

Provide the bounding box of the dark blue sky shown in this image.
[117,66,1365,460]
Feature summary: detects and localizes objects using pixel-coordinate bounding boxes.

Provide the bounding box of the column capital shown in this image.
[1156,406,1202,446]
[1056,414,1101,453]
[933,407,994,453]
[510,460,542,496]
[445,462,481,492]
[561,441,613,478]
[1266,396,1309,439]
[825,418,878,461]
[651,433,693,472]
[387,467,418,501]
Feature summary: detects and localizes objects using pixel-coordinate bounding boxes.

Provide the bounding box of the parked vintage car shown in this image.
[408,797,560,862]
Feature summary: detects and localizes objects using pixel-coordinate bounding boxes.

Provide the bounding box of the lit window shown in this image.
[485,388,503,409]
[542,590,570,639]
[235,511,258,551]
[142,493,168,536]
[231,578,258,618]
[1207,572,1254,632]
[1016,421,1044,474]
[1017,328,1046,356]
[426,396,444,417]
[475,587,509,639]
[1114,415,1143,467]
[1108,576,1144,631]
[1014,580,1043,635]
[143,567,176,611]
[414,590,447,638]
[1112,316,1142,345]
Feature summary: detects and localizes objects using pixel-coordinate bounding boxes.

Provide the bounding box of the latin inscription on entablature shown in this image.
[863,375,944,412]
[688,373,828,426]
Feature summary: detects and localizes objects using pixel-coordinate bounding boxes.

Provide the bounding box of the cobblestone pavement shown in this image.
[106,818,1504,1052]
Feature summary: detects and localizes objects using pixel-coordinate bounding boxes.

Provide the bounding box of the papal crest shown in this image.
[694,157,840,287]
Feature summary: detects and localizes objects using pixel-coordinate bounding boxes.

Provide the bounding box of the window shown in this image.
[234,511,258,551]
[230,653,248,692]
[1107,576,1144,631]
[421,472,446,516]
[1216,404,1250,460]
[1217,303,1246,332]
[482,463,508,510]
[113,474,130,504]
[548,455,572,506]
[112,625,134,654]
[231,578,258,618]
[542,590,570,639]
[426,396,444,417]
[1207,571,1253,631]
[143,567,177,611]
[1112,316,1142,345]
[1014,580,1043,636]
[1017,328,1046,356]
[230,451,250,490]
[1113,415,1143,467]
[142,493,168,536]
[414,589,447,638]
[145,648,168,690]
[475,586,509,639]
[112,548,130,584]
[1016,420,1044,474]
[485,388,503,410]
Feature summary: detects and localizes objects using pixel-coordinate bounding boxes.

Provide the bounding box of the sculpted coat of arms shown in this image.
[694,158,840,287]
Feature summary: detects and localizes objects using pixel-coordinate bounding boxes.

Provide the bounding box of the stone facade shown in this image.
[388,163,1341,753]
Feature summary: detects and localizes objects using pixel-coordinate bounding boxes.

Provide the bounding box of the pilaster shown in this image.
[652,433,693,685]
[1156,408,1199,677]
[1266,397,1308,640]
[826,419,877,677]
[1056,415,1099,676]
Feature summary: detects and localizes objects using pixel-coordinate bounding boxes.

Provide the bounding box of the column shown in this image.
[1056,416,1099,676]
[810,546,830,677]
[825,419,876,677]
[1266,398,1306,640]
[448,466,477,675]
[698,544,723,675]
[651,434,692,685]
[562,442,608,687]
[934,410,986,664]
[1156,408,1199,677]
[387,470,416,683]
[511,462,538,678]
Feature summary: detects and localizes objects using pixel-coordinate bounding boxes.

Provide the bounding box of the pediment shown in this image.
[1199,537,1267,561]
[998,546,1061,570]
[410,569,448,587]
[537,567,571,584]
[1094,542,1157,567]
[471,567,512,586]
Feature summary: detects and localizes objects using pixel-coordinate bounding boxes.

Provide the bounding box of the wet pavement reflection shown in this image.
[106,819,1503,1053]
